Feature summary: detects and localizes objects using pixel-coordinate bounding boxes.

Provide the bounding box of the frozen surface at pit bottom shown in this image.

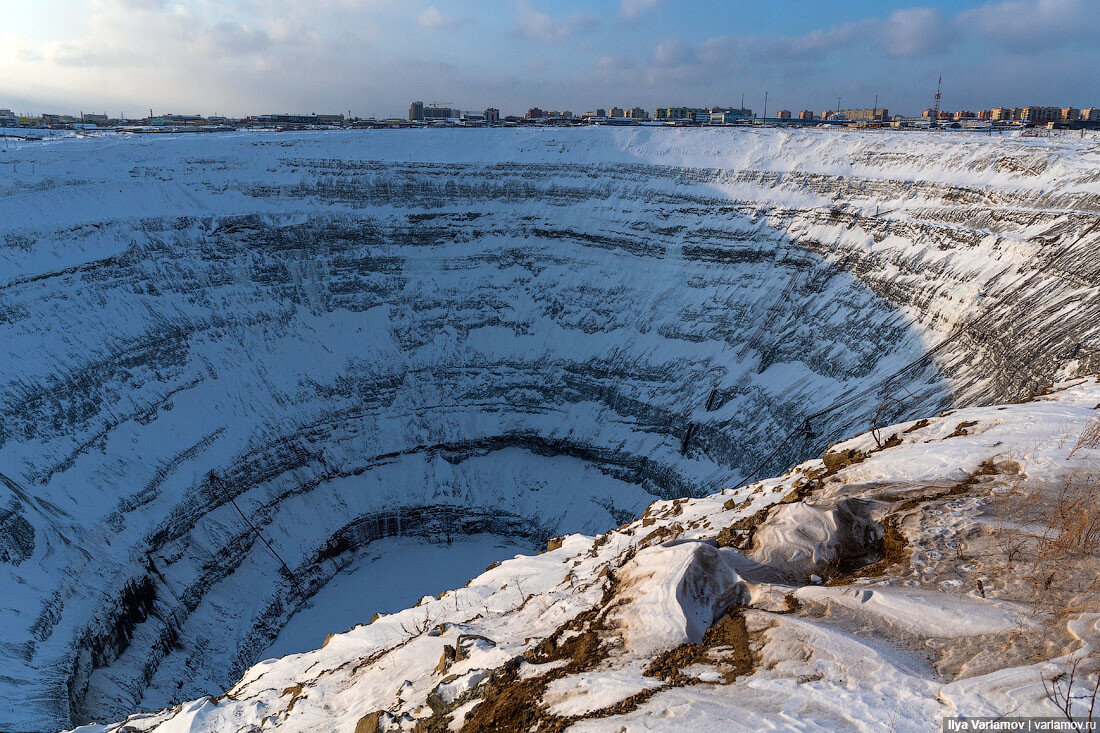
[262,535,535,660]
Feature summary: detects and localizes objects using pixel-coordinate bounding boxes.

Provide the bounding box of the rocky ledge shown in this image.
[78,378,1100,731]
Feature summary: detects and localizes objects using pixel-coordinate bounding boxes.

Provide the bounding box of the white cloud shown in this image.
[958,0,1100,44]
[782,23,868,57]
[513,0,595,43]
[652,38,692,65]
[620,0,658,20]
[2,0,1096,120]
[770,8,952,60]
[116,0,168,10]
[596,55,635,71]
[698,35,738,63]
[879,8,954,57]
[417,6,463,30]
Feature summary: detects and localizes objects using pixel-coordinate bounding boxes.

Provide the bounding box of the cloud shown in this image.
[4,0,1097,120]
[652,38,693,65]
[596,55,635,71]
[620,0,658,20]
[765,8,953,60]
[117,0,168,10]
[205,21,272,55]
[417,6,464,30]
[958,0,1100,44]
[767,1,1090,61]
[16,47,44,63]
[49,44,134,68]
[513,0,596,43]
[780,22,868,58]
[698,35,740,63]
[878,8,954,57]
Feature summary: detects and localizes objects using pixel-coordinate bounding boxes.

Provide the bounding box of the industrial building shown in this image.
[408,102,457,122]
[836,108,889,122]
[251,113,344,126]
[709,109,753,124]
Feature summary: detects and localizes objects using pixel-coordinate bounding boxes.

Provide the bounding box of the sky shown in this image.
[1,0,1098,119]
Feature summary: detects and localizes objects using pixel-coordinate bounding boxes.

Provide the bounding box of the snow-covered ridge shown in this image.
[1,128,1099,731]
[78,377,1100,731]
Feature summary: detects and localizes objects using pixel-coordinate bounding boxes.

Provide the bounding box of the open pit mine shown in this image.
[1,127,1099,732]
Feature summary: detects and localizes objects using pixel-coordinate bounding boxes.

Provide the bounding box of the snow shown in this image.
[544,667,663,716]
[2,127,1098,732]
[610,541,746,656]
[792,585,1032,638]
[71,378,1100,732]
[261,534,534,659]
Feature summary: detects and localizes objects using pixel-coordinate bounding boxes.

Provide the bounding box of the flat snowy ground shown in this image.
[261,535,534,659]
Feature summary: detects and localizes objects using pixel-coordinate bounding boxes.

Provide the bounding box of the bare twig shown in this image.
[1069,418,1100,458]
[1042,658,1100,722]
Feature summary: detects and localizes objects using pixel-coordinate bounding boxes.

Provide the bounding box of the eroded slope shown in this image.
[81,377,1100,732]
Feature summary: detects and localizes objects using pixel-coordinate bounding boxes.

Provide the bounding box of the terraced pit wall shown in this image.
[0,127,1098,730]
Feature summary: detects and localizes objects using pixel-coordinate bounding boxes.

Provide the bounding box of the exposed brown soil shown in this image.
[824,513,909,584]
[637,525,679,548]
[822,447,868,475]
[880,433,902,449]
[280,684,304,712]
[355,711,383,733]
[716,504,773,550]
[358,433,1042,731]
[823,461,1008,585]
[947,420,980,438]
[403,539,762,732]
[434,570,625,732]
[644,611,754,685]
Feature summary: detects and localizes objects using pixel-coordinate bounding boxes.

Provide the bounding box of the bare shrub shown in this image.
[1031,479,1100,569]
[870,387,917,449]
[1069,418,1100,459]
[399,612,434,637]
[988,475,1100,615]
[1043,656,1100,722]
[989,488,1042,565]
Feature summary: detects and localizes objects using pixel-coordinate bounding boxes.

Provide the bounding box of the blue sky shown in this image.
[1,0,1098,118]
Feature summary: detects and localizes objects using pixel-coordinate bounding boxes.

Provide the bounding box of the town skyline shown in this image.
[2,0,1098,120]
[6,100,1099,131]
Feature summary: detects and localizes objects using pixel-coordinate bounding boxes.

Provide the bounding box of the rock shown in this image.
[434,645,456,674]
[353,711,383,733]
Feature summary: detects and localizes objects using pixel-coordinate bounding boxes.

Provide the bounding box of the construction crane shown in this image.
[931,75,942,121]
[430,101,453,109]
